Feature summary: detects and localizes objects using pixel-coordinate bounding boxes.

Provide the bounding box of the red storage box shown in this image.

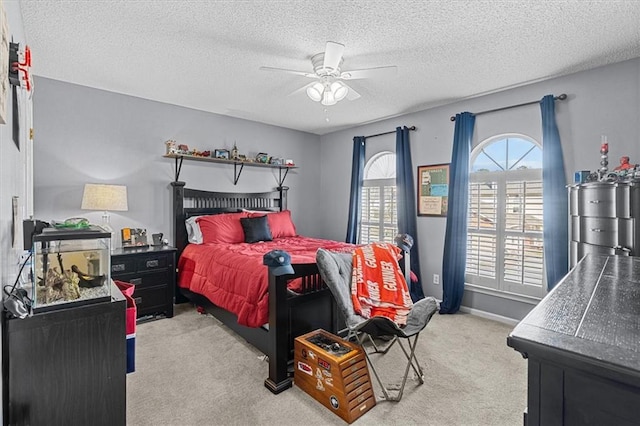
[115,280,137,374]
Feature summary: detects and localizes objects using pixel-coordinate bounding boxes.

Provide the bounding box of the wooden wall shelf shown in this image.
[163,154,297,185]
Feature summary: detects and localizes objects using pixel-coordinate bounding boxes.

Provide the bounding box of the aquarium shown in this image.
[31,226,111,313]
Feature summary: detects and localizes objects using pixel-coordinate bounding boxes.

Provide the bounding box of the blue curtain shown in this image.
[346,136,366,244]
[541,95,569,290]
[440,112,475,314]
[396,126,425,302]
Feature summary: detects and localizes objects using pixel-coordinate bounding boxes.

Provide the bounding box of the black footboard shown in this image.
[264,263,339,394]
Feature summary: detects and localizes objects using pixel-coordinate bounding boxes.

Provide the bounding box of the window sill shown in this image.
[464,283,543,305]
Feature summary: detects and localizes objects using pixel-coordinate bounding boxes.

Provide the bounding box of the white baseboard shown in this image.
[458,306,519,326]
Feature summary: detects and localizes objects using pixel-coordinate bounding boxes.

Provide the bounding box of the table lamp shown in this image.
[81,183,128,235]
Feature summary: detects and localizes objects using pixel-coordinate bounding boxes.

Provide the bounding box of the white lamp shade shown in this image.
[81,184,128,211]
[306,82,324,102]
[321,89,337,106]
[331,81,348,101]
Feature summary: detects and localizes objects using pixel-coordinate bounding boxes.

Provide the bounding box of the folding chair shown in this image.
[316,248,439,402]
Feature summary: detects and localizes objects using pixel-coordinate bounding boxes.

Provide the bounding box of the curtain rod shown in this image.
[449,94,567,121]
[364,125,416,140]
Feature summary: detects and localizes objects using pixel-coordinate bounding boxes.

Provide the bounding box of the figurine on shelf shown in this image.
[614,156,634,171]
[165,140,177,155]
[231,142,239,160]
[256,153,270,163]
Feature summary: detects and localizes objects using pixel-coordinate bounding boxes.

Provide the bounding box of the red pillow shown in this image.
[265,210,297,238]
[197,211,249,244]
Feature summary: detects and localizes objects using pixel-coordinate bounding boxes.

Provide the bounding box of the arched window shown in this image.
[466,134,545,299]
[360,151,397,243]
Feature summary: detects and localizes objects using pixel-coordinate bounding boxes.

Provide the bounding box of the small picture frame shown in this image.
[121,228,149,249]
[214,149,230,159]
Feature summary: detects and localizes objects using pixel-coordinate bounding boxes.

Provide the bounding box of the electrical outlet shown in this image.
[433,274,440,285]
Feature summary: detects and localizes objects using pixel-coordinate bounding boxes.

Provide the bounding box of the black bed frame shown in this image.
[171,181,339,394]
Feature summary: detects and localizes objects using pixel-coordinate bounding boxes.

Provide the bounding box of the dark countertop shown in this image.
[508,254,640,380]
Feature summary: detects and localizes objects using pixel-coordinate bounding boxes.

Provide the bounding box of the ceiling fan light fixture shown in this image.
[321,89,337,106]
[331,81,348,101]
[306,82,324,102]
[261,41,397,108]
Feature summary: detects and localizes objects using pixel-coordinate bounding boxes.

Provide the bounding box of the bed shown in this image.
[171,181,354,394]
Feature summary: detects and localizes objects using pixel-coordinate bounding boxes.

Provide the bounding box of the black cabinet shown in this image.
[507,255,640,425]
[111,246,176,319]
[2,282,126,426]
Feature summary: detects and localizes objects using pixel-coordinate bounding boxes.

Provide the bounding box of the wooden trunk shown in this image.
[294,329,376,424]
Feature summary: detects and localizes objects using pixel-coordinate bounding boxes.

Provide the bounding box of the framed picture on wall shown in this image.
[417,163,449,217]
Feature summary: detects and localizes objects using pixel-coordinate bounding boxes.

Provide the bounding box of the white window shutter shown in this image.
[465,136,545,299]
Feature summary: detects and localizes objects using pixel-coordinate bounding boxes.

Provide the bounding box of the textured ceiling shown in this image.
[19,1,640,135]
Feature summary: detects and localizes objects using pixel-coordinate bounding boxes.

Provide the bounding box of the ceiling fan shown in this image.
[260,42,397,106]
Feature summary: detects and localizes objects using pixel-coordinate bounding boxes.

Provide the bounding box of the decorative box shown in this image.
[31,226,112,313]
[294,329,376,424]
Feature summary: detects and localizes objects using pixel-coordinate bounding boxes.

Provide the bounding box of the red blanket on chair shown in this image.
[351,242,413,326]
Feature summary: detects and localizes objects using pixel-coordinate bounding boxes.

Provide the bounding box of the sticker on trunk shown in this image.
[297,361,312,375]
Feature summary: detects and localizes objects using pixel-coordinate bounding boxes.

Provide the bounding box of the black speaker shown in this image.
[23,219,49,250]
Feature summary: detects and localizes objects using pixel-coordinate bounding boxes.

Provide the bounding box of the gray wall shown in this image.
[33,78,322,246]
[319,58,640,320]
[1,1,28,279]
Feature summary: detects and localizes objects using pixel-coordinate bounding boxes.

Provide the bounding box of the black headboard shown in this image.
[171,181,288,258]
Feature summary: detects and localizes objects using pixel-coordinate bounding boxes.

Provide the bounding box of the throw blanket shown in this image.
[351,242,413,326]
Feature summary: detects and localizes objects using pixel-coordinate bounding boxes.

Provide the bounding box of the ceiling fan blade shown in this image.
[259,66,315,78]
[287,82,316,97]
[343,83,361,101]
[340,66,398,80]
[323,41,345,70]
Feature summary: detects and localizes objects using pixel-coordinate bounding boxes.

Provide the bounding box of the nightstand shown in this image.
[111,246,176,320]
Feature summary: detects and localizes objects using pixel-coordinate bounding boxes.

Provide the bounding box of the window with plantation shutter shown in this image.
[360,152,397,244]
[467,181,498,281]
[466,135,546,299]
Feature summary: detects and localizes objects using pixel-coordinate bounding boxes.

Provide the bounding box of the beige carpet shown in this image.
[126,304,527,425]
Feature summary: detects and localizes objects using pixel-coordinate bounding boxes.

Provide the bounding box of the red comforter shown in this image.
[178,236,355,328]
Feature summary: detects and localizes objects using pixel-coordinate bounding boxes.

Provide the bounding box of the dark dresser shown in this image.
[3,282,126,426]
[111,246,176,320]
[507,254,640,425]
